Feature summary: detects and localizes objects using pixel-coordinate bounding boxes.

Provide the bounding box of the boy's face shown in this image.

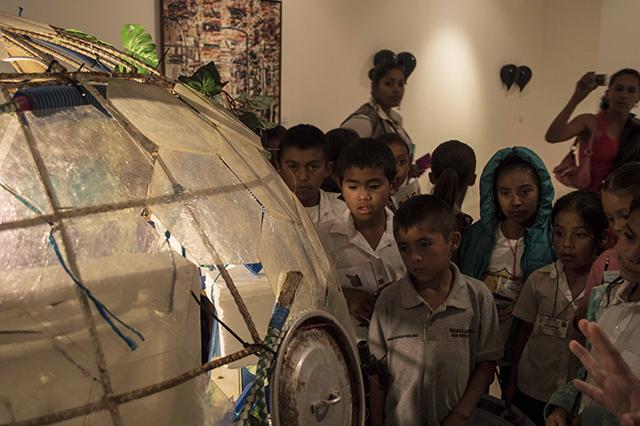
[496,168,540,228]
[396,221,459,284]
[388,143,410,189]
[617,209,640,283]
[341,166,391,223]
[278,147,331,207]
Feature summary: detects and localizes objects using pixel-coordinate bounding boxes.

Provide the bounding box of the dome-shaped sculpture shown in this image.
[0,12,363,425]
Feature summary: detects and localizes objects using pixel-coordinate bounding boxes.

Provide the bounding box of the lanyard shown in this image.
[552,262,583,318]
[502,224,520,279]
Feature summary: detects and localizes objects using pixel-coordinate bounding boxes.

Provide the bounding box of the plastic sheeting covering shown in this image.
[0,77,355,425]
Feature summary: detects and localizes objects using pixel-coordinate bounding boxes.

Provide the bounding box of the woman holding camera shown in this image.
[545,69,640,192]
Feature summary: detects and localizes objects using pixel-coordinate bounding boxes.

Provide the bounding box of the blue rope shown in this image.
[0,179,144,350]
[47,231,144,350]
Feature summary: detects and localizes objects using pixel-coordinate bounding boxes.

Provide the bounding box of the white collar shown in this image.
[330,207,395,253]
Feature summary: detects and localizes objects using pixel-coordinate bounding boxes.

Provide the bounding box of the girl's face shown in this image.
[605,74,640,114]
[372,68,405,110]
[552,209,598,271]
[388,143,410,189]
[601,190,632,237]
[617,209,640,283]
[496,168,540,228]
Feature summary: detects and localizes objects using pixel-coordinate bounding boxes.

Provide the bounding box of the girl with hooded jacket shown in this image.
[458,146,555,390]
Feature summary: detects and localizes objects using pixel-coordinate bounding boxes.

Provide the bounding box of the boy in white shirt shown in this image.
[277,124,346,227]
[317,138,406,340]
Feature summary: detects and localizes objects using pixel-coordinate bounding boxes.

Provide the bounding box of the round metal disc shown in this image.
[270,311,364,426]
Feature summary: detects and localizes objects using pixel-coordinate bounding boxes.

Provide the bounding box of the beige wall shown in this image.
[598,0,640,72]
[4,0,637,215]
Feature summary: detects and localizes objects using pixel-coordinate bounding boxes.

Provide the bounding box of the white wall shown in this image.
[4,0,636,215]
[598,0,640,72]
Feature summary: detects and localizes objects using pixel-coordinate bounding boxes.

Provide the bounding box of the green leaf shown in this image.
[258,116,278,130]
[120,23,159,71]
[178,62,228,98]
[235,93,273,112]
[239,111,260,133]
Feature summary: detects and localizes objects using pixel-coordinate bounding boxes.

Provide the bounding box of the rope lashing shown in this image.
[238,271,303,423]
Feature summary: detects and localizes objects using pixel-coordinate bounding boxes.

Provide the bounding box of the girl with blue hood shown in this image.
[459,146,555,388]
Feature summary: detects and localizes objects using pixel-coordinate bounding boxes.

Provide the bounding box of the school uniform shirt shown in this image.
[482,225,525,345]
[512,261,584,402]
[368,264,503,426]
[317,207,406,340]
[579,279,640,419]
[303,189,347,228]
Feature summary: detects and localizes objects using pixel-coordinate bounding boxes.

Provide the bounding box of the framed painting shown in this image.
[161,0,282,122]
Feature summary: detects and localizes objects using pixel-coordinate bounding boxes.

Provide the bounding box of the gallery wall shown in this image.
[1,0,637,215]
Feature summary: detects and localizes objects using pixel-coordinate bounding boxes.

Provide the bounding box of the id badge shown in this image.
[370,257,391,288]
[535,314,569,338]
[337,260,389,294]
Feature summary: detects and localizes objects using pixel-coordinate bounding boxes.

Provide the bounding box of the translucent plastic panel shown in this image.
[147,149,263,265]
[0,224,70,308]
[0,114,53,221]
[56,211,197,365]
[0,208,205,424]
[217,129,299,222]
[258,206,355,342]
[0,308,100,424]
[23,105,153,211]
[173,82,259,144]
[108,79,224,155]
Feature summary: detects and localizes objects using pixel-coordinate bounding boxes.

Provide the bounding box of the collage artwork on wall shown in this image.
[161,0,282,122]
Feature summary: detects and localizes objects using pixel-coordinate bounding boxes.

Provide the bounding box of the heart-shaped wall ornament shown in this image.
[516,66,532,91]
[500,64,518,90]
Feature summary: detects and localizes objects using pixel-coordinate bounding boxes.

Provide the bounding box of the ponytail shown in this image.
[432,166,460,209]
[431,140,476,209]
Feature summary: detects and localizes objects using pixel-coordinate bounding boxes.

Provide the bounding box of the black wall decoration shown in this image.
[500,64,533,91]
[515,66,532,91]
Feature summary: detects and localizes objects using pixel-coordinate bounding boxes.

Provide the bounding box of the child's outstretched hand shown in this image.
[342,288,375,325]
[570,319,640,426]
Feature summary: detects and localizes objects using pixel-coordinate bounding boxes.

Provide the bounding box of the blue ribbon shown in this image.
[0,180,144,350]
[47,231,144,350]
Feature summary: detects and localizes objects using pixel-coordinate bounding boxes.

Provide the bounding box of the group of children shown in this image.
[265,122,640,426]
